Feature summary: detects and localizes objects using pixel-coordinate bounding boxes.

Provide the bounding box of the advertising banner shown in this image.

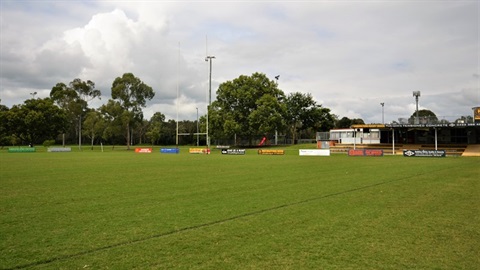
[189,148,211,154]
[299,149,330,156]
[348,149,384,156]
[348,149,365,156]
[135,148,152,153]
[365,149,384,156]
[403,150,446,157]
[8,147,36,153]
[258,149,285,155]
[160,148,179,154]
[221,149,246,155]
[474,107,480,122]
[48,147,72,152]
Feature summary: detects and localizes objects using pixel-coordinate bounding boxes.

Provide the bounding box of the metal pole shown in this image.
[392,128,395,155]
[380,102,384,124]
[413,91,420,124]
[176,43,180,148]
[205,56,215,151]
[196,107,199,146]
[415,96,419,123]
[353,129,356,150]
[79,115,82,150]
[208,59,213,105]
[413,91,421,124]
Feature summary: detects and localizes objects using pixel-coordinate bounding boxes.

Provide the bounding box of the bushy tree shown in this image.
[146,112,165,145]
[82,110,106,150]
[409,109,438,124]
[100,100,127,148]
[5,98,66,144]
[111,73,155,149]
[455,115,473,123]
[0,102,10,147]
[212,72,285,145]
[335,117,365,128]
[285,92,334,143]
[50,79,101,145]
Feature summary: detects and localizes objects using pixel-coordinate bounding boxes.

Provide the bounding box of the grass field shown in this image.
[1,145,479,269]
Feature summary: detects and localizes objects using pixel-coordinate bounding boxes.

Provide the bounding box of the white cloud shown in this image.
[1,1,478,123]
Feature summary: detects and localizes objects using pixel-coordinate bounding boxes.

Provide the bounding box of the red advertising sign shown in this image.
[348,149,365,156]
[135,148,152,153]
[348,149,384,156]
[365,149,384,156]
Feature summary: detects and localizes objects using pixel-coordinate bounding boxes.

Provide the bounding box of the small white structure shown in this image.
[329,128,381,144]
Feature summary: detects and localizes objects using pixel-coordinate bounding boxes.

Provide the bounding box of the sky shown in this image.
[1,0,479,124]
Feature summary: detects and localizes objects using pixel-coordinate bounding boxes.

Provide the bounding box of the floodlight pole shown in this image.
[413,91,421,124]
[275,75,280,145]
[205,56,215,151]
[380,102,385,124]
[30,92,37,99]
[196,107,199,146]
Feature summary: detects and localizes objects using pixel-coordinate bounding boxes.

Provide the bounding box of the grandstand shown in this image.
[317,122,480,156]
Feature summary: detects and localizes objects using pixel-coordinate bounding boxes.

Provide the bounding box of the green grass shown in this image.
[1,146,479,269]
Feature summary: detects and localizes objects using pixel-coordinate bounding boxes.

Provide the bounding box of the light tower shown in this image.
[205,55,215,151]
[413,91,421,124]
[380,102,385,124]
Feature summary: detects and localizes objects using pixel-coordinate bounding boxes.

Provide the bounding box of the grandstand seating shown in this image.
[329,143,471,156]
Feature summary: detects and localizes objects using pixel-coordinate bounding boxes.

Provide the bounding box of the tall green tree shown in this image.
[285,92,333,143]
[70,79,101,102]
[146,112,165,145]
[50,82,83,144]
[409,109,438,124]
[82,110,106,150]
[212,72,285,145]
[100,100,128,148]
[335,117,365,128]
[5,98,66,144]
[111,73,155,149]
[50,79,101,145]
[455,115,473,124]
[133,119,150,145]
[0,101,10,147]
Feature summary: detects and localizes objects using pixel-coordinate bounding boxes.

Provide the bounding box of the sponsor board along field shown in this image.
[1,145,479,269]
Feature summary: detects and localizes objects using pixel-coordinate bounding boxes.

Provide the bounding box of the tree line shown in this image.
[1,72,364,148]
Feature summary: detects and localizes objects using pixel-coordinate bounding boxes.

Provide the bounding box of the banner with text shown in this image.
[48,147,72,152]
[160,148,179,154]
[189,148,211,154]
[135,148,152,153]
[348,149,384,156]
[258,149,285,155]
[403,150,446,157]
[299,149,330,156]
[8,147,36,153]
[221,149,246,155]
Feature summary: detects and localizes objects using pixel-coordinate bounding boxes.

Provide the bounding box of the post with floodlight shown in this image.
[413,91,421,124]
[30,92,37,99]
[205,56,215,151]
[380,102,385,124]
[275,75,280,145]
[196,107,199,146]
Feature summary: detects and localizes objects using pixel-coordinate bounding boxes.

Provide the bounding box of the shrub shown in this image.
[42,139,56,147]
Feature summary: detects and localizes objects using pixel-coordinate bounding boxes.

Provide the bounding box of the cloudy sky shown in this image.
[1,0,478,124]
